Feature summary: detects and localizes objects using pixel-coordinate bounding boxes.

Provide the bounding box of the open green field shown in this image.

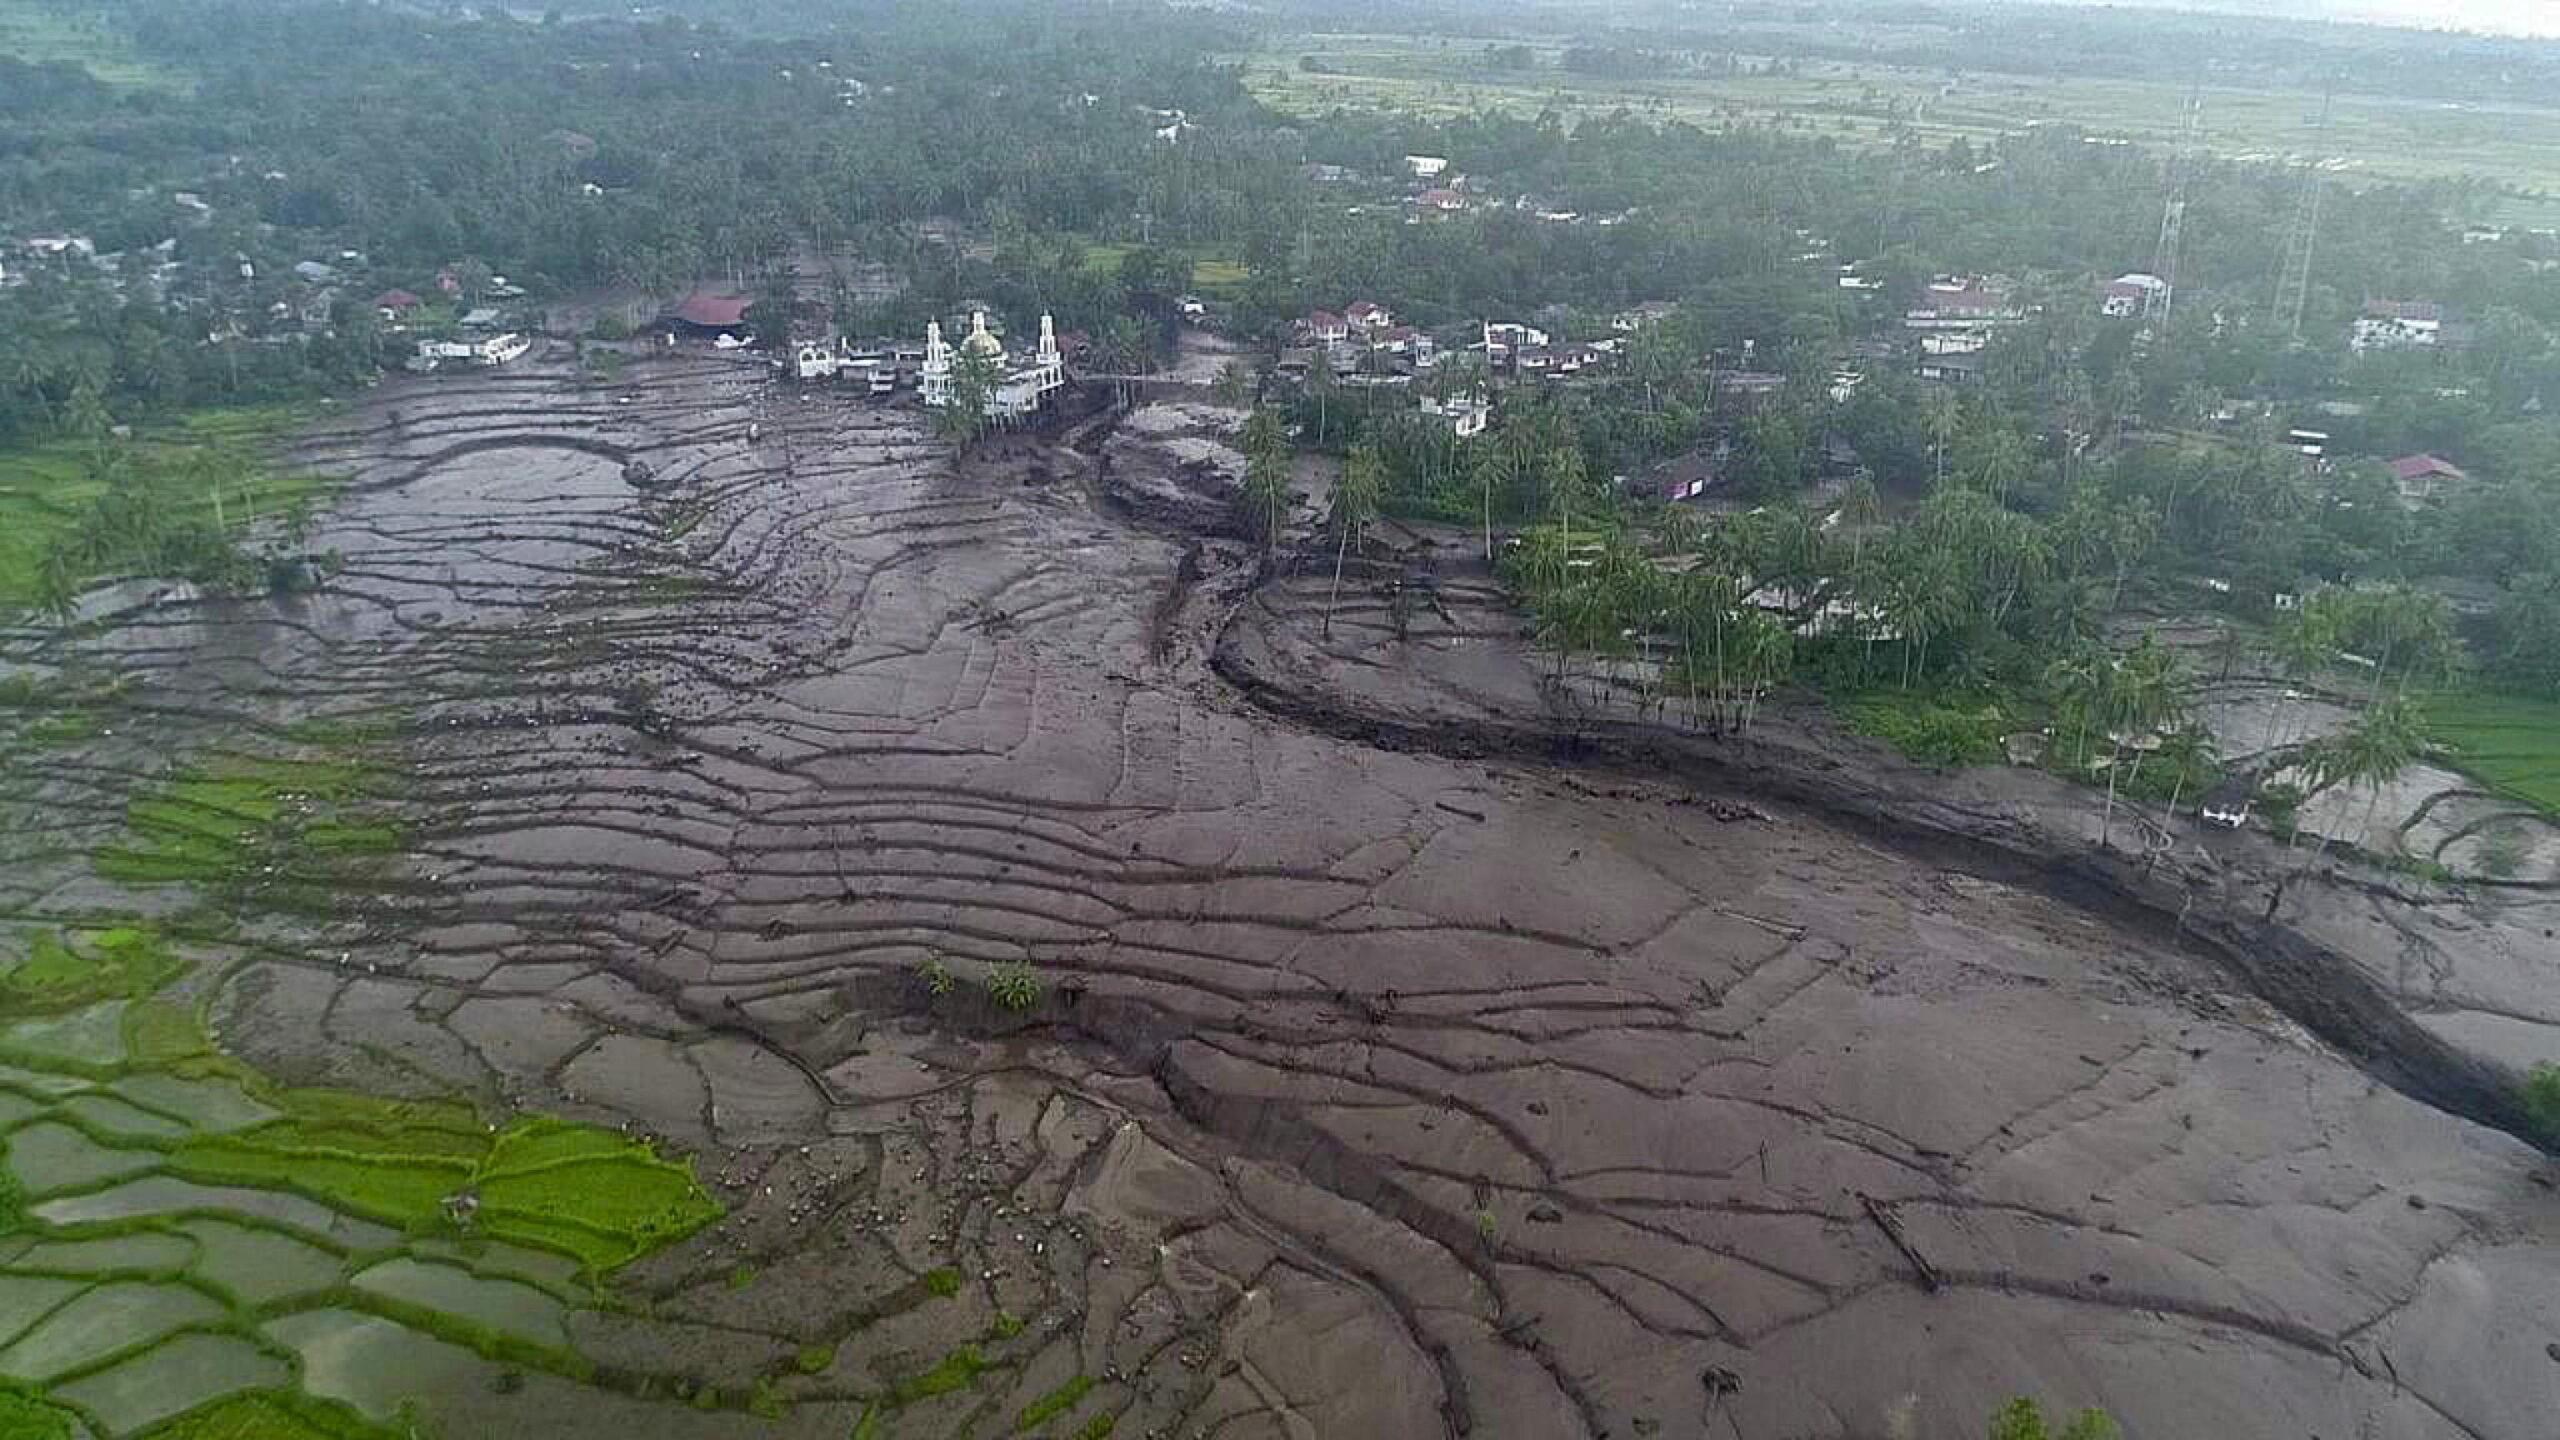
[0,407,319,611]
[2428,690,2560,817]
[1243,34,2560,222]
[0,0,185,89]
[1078,242,1253,299]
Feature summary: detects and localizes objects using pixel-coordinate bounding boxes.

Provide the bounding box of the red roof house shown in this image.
[1303,310,1348,343]
[670,291,754,332]
[2388,453,2470,503]
[1418,188,1467,212]
[1344,301,1394,332]
[372,289,423,314]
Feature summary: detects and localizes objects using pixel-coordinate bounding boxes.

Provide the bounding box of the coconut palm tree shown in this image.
[2098,635,2182,852]
[1240,406,1291,551]
[2319,693,2426,860]
[1325,443,1383,637]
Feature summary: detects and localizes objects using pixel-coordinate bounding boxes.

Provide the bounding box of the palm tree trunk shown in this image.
[2101,742,2124,850]
[1326,521,1349,638]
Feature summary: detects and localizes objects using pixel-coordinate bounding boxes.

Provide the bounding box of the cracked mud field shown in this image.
[4,355,2556,1439]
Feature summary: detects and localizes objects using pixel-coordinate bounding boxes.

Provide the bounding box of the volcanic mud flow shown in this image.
[3,359,2555,1440]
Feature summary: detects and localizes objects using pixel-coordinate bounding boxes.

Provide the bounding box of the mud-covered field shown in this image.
[2,355,2554,1439]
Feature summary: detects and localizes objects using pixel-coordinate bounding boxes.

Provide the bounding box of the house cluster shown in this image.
[1291,301,1440,376]
[1480,320,1619,379]
[1903,275,2029,387]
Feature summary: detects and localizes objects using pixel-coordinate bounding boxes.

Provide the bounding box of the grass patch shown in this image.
[138,1390,408,1440]
[0,1388,78,1440]
[889,1344,986,1405]
[922,1266,963,1297]
[0,0,186,90]
[1836,690,2009,769]
[0,925,186,1016]
[2426,689,2560,818]
[1077,242,1251,297]
[1016,1374,1095,1431]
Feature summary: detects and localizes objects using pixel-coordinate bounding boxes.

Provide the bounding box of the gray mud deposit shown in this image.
[7,360,2555,1438]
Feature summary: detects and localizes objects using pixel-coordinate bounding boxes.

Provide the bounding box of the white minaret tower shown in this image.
[1037,313,1059,367]
[922,318,951,406]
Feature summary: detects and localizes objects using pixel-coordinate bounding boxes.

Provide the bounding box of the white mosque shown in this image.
[921,310,1065,421]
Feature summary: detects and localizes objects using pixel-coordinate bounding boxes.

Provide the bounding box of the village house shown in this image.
[1709,370,1789,412]
[1479,321,1549,362]
[666,290,753,340]
[1404,154,1449,179]
[1917,350,1986,385]
[408,332,531,372]
[1344,301,1394,334]
[372,288,424,321]
[2388,453,2471,506]
[1612,301,1679,333]
[1416,188,1467,214]
[2101,272,2168,318]
[1648,446,1726,504]
[2352,300,2447,353]
[1420,393,1490,438]
[1301,310,1349,345]
[1904,276,2025,330]
[1919,330,1986,357]
[22,234,96,262]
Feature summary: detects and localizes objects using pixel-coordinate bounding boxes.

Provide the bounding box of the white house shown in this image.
[1480,321,1549,359]
[408,332,530,372]
[2352,301,2444,353]
[794,340,843,381]
[1421,393,1490,438]
[1612,301,1678,332]
[2101,272,2169,318]
[1405,154,1449,179]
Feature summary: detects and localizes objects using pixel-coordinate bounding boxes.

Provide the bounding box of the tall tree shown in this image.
[1240,406,1291,551]
[1326,442,1383,637]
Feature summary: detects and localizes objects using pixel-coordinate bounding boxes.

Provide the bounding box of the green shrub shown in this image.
[1840,693,2007,768]
[2525,1063,2560,1145]
[1988,1397,2119,1440]
[988,962,1042,1012]
[923,1266,963,1297]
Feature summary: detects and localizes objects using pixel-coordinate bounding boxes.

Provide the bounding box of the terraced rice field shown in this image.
[0,351,2549,1437]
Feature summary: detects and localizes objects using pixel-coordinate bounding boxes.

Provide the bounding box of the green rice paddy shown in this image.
[2427,690,2560,817]
[1243,34,2560,221]
[0,408,317,613]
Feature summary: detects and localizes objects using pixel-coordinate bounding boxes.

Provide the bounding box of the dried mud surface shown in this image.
[5,362,2557,1439]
